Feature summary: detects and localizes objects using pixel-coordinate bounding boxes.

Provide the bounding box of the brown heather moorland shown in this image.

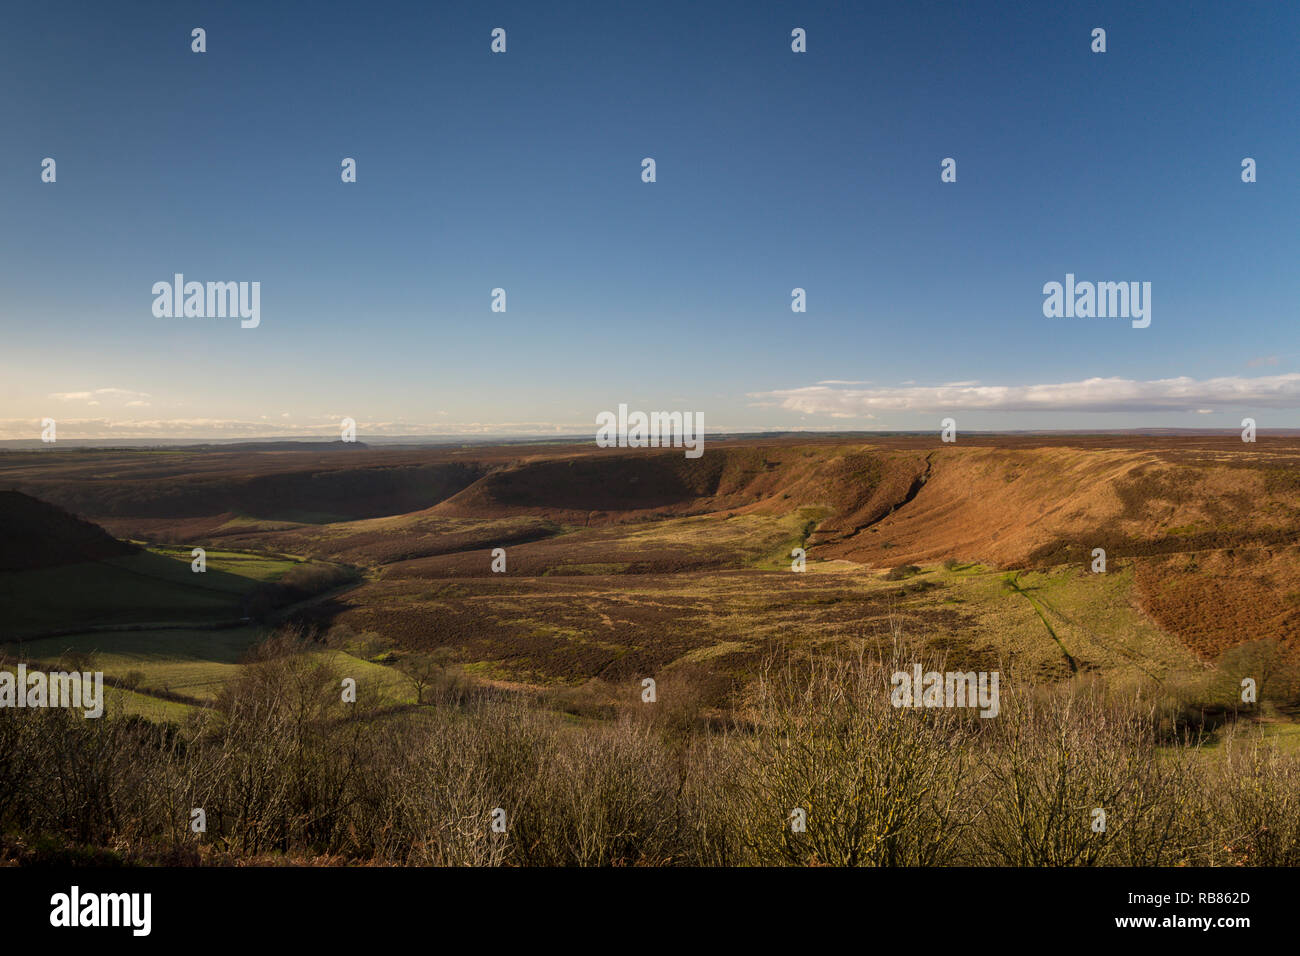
[3,434,1297,671]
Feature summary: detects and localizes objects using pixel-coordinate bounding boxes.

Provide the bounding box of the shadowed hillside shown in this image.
[0,491,137,571]
[0,449,489,522]
[429,445,930,528]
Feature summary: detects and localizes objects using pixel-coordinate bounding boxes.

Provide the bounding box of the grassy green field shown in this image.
[0,546,346,639]
[1,637,415,721]
[0,547,305,637]
[9,626,261,701]
[104,684,199,722]
[0,540,393,719]
[146,545,304,585]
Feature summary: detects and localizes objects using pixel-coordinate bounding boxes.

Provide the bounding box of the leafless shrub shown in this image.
[1200,731,1300,866]
[724,647,982,866]
[976,680,1201,866]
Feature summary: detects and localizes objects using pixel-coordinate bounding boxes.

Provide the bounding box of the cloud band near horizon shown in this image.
[751,373,1300,417]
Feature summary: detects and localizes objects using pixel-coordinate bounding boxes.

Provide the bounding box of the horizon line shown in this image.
[4,426,1299,449]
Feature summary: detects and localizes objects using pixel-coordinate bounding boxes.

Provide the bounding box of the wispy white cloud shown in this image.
[49,387,152,404]
[750,373,1300,416]
[0,416,779,441]
[0,417,596,441]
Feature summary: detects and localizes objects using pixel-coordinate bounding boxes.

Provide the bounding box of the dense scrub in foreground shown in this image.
[1,635,1298,867]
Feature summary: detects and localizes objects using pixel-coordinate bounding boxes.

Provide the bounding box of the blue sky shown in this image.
[2,0,1297,439]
